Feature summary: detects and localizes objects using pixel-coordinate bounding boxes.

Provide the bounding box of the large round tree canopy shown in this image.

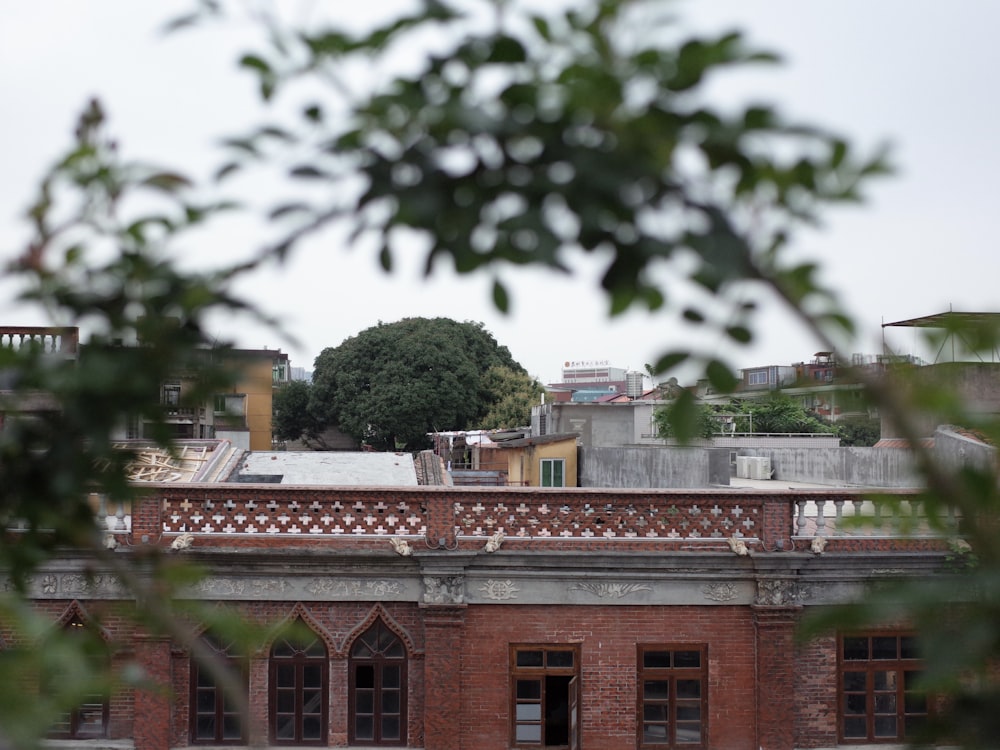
[309,318,529,450]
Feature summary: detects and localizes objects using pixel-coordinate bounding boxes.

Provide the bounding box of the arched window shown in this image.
[190,632,248,745]
[269,622,328,745]
[48,615,109,739]
[349,619,407,746]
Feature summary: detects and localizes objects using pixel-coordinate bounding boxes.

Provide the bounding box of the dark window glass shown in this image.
[638,645,707,749]
[643,651,671,669]
[268,621,328,746]
[511,646,580,748]
[517,650,544,667]
[547,651,574,668]
[190,632,248,745]
[47,617,110,740]
[349,619,407,746]
[838,633,929,743]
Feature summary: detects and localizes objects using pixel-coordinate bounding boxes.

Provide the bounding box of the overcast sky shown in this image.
[2,1,998,384]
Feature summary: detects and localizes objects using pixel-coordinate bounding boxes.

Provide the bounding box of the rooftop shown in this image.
[231,451,419,486]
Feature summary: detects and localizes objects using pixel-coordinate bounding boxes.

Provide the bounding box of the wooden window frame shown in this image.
[637,644,707,749]
[189,634,248,745]
[838,632,928,743]
[47,616,110,740]
[348,619,408,747]
[510,644,580,749]
[268,627,329,746]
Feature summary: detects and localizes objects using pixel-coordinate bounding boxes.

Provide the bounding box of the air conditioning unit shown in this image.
[747,456,772,480]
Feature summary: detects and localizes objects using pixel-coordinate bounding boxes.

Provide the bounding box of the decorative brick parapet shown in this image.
[454,496,764,541]
[132,484,948,554]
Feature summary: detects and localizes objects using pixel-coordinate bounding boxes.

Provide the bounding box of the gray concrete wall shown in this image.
[736,447,921,487]
[580,447,729,488]
[933,426,996,473]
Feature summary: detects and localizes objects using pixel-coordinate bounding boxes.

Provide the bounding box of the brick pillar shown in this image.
[131,495,163,546]
[133,634,172,750]
[753,600,801,750]
[424,495,457,549]
[421,605,465,750]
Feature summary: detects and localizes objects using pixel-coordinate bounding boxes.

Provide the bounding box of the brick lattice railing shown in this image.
[127,485,951,553]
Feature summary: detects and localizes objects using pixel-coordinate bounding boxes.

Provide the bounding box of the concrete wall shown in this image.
[735,447,922,487]
[933,425,996,474]
[580,447,730,488]
[534,402,660,446]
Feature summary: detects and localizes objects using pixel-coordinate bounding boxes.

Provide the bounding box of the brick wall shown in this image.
[794,633,839,748]
[460,604,757,750]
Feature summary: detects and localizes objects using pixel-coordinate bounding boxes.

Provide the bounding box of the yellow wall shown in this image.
[228,355,276,451]
[506,439,578,487]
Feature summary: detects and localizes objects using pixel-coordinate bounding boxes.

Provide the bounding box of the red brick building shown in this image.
[19,484,950,749]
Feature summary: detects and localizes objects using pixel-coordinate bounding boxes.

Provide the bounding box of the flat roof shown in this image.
[233,451,418,486]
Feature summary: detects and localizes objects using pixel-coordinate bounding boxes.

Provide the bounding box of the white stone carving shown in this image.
[484,529,505,553]
[571,582,651,598]
[810,536,827,554]
[170,532,194,551]
[728,536,749,556]
[390,537,413,556]
[479,579,520,600]
[702,582,738,602]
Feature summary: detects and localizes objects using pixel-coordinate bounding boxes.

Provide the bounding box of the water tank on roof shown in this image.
[626,371,644,398]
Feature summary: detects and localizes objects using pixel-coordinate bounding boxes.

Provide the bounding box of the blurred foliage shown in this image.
[0,100,270,747]
[1,0,999,747]
[179,0,888,395]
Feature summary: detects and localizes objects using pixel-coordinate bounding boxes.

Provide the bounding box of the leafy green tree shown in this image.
[272,380,326,446]
[734,393,834,434]
[835,415,881,447]
[478,365,546,430]
[309,318,524,450]
[652,393,720,440]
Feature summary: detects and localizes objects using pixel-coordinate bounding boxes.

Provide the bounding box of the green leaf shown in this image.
[725,325,752,344]
[214,161,242,181]
[531,15,551,41]
[652,351,689,374]
[141,171,191,192]
[303,104,323,123]
[289,165,328,179]
[488,36,528,64]
[492,279,509,313]
[269,203,312,220]
[666,390,700,444]
[239,54,271,75]
[705,359,739,393]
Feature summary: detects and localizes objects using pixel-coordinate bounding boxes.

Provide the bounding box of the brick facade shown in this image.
[13,484,952,749]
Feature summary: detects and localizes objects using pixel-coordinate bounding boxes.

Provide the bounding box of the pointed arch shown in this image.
[340,604,420,659]
[268,609,329,746]
[264,603,337,656]
[47,602,110,739]
[348,615,409,746]
[189,625,249,745]
[53,600,112,643]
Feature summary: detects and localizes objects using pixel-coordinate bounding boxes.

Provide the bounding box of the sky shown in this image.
[2,1,999,385]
